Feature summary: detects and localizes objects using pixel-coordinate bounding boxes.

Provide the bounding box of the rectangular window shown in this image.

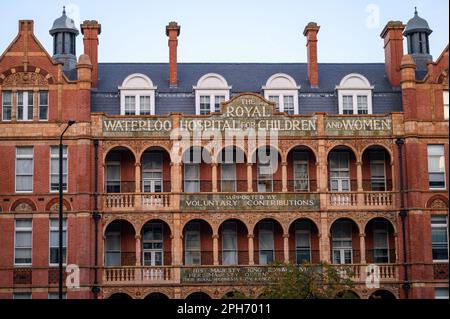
[140,96,151,115]
[329,152,350,192]
[39,91,49,120]
[124,96,136,115]
[17,91,34,121]
[269,96,280,112]
[435,288,449,299]
[444,91,449,120]
[14,219,32,265]
[295,221,311,264]
[293,151,309,191]
[370,151,386,191]
[15,147,33,192]
[222,222,237,265]
[13,293,32,299]
[221,163,236,192]
[105,232,121,266]
[50,146,68,192]
[185,222,201,265]
[2,91,12,121]
[214,96,225,113]
[257,159,273,192]
[342,95,353,114]
[49,219,67,265]
[428,145,446,189]
[431,216,448,261]
[283,95,295,114]
[184,164,200,193]
[373,220,389,263]
[259,222,274,265]
[105,160,121,193]
[199,96,210,115]
[48,293,67,299]
[357,95,368,114]
[332,221,353,264]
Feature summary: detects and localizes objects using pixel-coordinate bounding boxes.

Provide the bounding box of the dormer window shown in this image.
[263,73,300,114]
[336,73,373,115]
[119,73,156,116]
[194,73,230,115]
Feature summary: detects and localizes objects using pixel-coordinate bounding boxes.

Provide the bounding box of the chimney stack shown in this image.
[303,22,320,88]
[81,20,101,87]
[380,21,405,87]
[166,21,181,87]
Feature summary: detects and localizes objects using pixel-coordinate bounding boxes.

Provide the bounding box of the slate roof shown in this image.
[91,62,403,115]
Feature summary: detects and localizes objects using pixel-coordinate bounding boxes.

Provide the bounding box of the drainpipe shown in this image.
[396,138,410,299]
[92,139,101,298]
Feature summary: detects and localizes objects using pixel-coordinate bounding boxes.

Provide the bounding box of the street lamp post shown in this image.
[59,120,76,300]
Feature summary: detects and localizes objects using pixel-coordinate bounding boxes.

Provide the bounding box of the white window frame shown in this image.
[13,293,32,299]
[48,292,67,299]
[444,90,449,120]
[373,220,390,263]
[119,74,157,116]
[435,287,449,299]
[105,160,121,193]
[427,145,446,190]
[431,215,449,263]
[49,218,67,266]
[263,73,300,115]
[194,73,231,115]
[336,73,374,115]
[184,163,200,193]
[14,219,33,266]
[259,221,275,265]
[142,222,164,266]
[293,151,309,192]
[184,222,201,265]
[15,147,34,193]
[370,151,387,191]
[221,163,236,192]
[38,91,49,121]
[295,220,312,264]
[50,146,68,193]
[16,91,34,121]
[105,231,121,267]
[222,221,238,265]
[2,91,12,121]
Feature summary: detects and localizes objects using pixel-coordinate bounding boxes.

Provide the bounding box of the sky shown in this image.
[1,0,448,63]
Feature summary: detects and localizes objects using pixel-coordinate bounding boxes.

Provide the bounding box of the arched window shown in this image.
[119,73,157,116]
[262,73,300,115]
[336,73,373,115]
[194,73,231,115]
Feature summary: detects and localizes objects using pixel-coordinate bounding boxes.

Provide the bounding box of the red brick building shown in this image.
[0,8,448,299]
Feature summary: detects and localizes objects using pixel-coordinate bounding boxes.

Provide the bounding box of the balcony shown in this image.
[101,264,399,286]
[102,193,178,211]
[326,191,395,210]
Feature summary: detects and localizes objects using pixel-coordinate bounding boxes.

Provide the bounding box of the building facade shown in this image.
[0,9,448,299]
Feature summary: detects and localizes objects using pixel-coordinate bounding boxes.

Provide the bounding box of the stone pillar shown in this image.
[135,162,141,193]
[319,213,330,262]
[394,232,399,263]
[171,162,182,192]
[247,163,253,192]
[213,234,219,265]
[356,161,364,206]
[33,89,38,121]
[281,162,288,192]
[283,234,290,263]
[212,163,218,192]
[359,233,366,264]
[172,213,183,266]
[135,235,142,266]
[248,234,254,265]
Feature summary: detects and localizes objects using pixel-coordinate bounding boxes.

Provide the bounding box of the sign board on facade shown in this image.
[180,193,320,211]
[181,267,278,284]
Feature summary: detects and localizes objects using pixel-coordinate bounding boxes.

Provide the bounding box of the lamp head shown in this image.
[68,120,76,126]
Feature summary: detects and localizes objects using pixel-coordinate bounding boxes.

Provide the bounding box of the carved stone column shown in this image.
[281,162,288,192]
[211,163,218,192]
[283,234,290,263]
[135,235,142,266]
[247,163,253,192]
[135,162,141,193]
[248,234,254,265]
[356,161,364,206]
[359,233,366,264]
[213,233,219,265]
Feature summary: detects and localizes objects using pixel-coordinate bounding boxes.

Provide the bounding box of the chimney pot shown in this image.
[166,21,181,87]
[303,22,320,88]
[81,20,101,87]
[380,21,405,87]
